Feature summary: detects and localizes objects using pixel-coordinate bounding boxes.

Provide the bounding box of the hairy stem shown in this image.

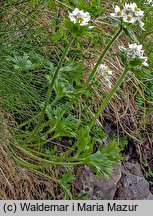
[89,67,129,129]
[84,26,123,89]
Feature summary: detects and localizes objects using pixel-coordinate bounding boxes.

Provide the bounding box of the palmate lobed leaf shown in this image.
[86,151,113,178]
[46,105,80,138]
[53,117,78,138]
[46,61,83,99]
[54,77,75,99]
[7,54,37,71]
[60,62,82,84]
[83,140,122,178]
[28,52,55,70]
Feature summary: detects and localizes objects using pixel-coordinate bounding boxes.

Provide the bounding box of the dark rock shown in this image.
[116,162,153,200]
[72,163,121,200]
[124,161,144,177]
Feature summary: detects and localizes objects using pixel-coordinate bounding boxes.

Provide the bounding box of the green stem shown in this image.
[11,143,82,166]
[17,120,51,139]
[25,134,60,147]
[26,38,74,142]
[84,26,122,89]
[25,147,77,161]
[89,67,129,129]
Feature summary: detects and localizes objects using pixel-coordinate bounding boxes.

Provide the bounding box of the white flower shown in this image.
[123,14,137,23]
[119,43,148,67]
[110,5,123,18]
[69,8,91,26]
[97,64,112,75]
[123,3,144,24]
[97,64,112,88]
[128,43,143,55]
[134,8,144,17]
[123,3,135,11]
[110,3,145,30]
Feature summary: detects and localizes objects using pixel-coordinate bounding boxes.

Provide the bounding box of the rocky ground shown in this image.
[72,121,153,200]
[72,161,153,200]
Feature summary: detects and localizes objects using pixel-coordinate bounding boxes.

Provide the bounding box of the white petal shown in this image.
[69,8,91,26]
[142,61,149,67]
[124,3,132,10]
[108,70,113,75]
[139,21,145,30]
[110,13,117,17]
[123,15,137,23]
[80,22,88,26]
[137,44,143,50]
[72,8,80,15]
[89,25,94,29]
[115,5,121,13]
[131,3,137,8]
[142,57,148,66]
[129,43,137,49]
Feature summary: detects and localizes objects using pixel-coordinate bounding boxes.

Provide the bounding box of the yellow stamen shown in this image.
[117,11,122,16]
[103,72,107,78]
[76,17,84,24]
[134,7,140,12]
[127,16,132,21]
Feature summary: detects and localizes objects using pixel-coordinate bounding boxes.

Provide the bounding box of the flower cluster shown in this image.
[97,64,112,88]
[119,43,148,67]
[110,3,145,30]
[69,8,93,28]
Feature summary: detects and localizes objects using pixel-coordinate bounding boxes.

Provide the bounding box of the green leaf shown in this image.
[60,62,82,84]
[54,77,74,99]
[46,105,79,138]
[29,52,54,70]
[123,27,137,41]
[83,140,122,178]
[76,126,92,156]
[100,140,122,162]
[47,61,82,99]
[64,19,91,37]
[7,54,36,71]
[119,49,128,66]
[85,151,113,178]
[129,58,143,67]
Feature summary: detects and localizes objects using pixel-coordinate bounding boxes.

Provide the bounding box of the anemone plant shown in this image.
[2,2,150,199]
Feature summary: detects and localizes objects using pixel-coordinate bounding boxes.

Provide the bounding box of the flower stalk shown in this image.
[89,67,129,129]
[84,26,123,89]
